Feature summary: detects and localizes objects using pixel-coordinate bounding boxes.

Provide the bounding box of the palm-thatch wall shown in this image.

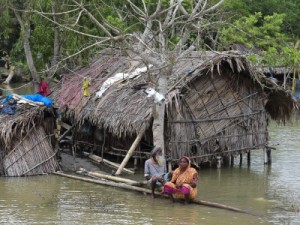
[50,49,294,166]
[0,104,59,176]
[167,62,268,163]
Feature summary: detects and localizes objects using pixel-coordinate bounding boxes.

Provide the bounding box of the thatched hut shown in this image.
[0,102,59,176]
[50,49,294,168]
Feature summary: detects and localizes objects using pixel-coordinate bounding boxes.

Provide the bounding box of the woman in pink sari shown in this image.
[164,156,198,204]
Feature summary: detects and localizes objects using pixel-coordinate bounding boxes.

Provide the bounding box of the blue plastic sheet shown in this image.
[1,93,52,107]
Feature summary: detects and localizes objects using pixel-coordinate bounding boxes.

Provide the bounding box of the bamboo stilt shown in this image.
[168,161,172,172]
[247,152,251,165]
[264,147,272,165]
[239,153,243,166]
[267,149,272,164]
[216,156,222,169]
[230,155,234,166]
[263,148,268,164]
[134,158,138,170]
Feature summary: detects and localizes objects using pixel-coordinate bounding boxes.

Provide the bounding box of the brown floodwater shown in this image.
[1,83,300,224]
[0,122,300,224]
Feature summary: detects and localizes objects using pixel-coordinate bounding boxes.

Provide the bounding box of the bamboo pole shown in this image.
[76,169,142,186]
[83,152,134,175]
[53,171,255,215]
[115,129,145,175]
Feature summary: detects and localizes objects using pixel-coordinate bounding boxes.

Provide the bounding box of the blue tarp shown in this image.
[0,105,17,115]
[2,94,53,107]
[293,91,300,100]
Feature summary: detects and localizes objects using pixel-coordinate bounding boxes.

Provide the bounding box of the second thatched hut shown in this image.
[0,99,59,176]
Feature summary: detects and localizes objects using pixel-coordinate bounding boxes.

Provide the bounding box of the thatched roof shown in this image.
[0,104,47,150]
[50,49,295,138]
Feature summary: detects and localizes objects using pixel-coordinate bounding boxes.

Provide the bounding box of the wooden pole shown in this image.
[168,161,172,172]
[115,129,145,175]
[134,158,138,170]
[216,156,222,169]
[223,155,230,166]
[239,153,243,166]
[247,152,251,165]
[266,148,272,164]
[263,148,268,164]
[53,171,255,215]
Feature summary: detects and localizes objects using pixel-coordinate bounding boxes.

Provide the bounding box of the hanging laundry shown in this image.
[38,80,51,96]
[83,78,90,97]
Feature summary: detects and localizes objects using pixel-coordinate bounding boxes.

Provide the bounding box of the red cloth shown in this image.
[38,81,50,96]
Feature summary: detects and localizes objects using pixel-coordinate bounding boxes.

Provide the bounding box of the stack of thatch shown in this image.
[0,103,59,176]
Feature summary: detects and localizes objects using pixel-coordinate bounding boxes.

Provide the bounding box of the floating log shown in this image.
[76,168,141,186]
[54,171,255,215]
[83,152,134,175]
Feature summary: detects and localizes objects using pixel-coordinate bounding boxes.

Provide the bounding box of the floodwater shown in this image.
[0,83,300,224]
[0,122,300,224]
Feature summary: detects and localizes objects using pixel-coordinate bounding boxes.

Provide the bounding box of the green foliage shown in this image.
[281,45,300,69]
[220,12,288,50]
[1,0,299,82]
